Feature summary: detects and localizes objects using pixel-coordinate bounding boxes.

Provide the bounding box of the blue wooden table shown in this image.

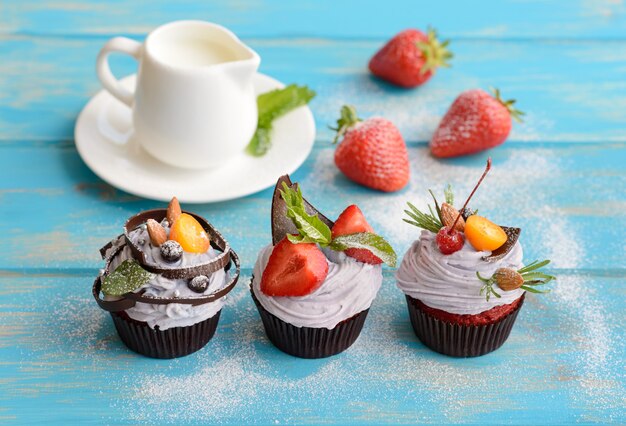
[1,1,625,424]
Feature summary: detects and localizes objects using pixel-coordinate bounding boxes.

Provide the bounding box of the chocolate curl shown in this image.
[93,246,240,313]
[483,227,521,262]
[124,209,230,279]
[271,174,335,245]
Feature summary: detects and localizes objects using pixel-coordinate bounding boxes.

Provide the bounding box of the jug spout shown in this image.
[226,39,260,85]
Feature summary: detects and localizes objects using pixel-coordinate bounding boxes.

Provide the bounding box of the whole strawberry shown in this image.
[430,89,524,158]
[332,105,409,192]
[369,28,452,88]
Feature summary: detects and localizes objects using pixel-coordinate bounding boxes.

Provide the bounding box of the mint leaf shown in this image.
[257,84,316,126]
[246,84,316,157]
[101,259,155,296]
[246,125,272,156]
[329,232,397,267]
[280,183,332,245]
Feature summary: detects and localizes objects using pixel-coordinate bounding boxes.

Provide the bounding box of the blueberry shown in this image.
[160,240,183,262]
[188,275,209,293]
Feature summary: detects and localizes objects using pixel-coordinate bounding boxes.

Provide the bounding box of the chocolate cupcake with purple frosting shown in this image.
[396,159,554,357]
[251,175,396,358]
[93,198,240,359]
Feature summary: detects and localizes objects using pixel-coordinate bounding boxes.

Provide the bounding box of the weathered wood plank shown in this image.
[1,142,624,272]
[1,36,626,143]
[2,0,626,39]
[0,273,623,423]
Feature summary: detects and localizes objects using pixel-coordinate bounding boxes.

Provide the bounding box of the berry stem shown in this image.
[329,105,361,144]
[449,157,492,233]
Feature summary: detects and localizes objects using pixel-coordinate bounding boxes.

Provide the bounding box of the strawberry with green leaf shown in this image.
[369,28,452,88]
[430,88,524,158]
[260,183,397,297]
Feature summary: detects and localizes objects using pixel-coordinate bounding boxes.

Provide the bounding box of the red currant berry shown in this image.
[436,226,464,254]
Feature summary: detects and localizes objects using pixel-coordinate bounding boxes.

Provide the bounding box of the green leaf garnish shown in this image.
[101,259,155,296]
[279,182,332,245]
[246,84,316,156]
[279,183,397,266]
[329,233,397,267]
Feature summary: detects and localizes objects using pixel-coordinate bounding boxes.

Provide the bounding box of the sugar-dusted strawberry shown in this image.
[331,205,382,265]
[260,237,329,297]
[369,28,452,88]
[430,89,524,158]
[332,105,409,192]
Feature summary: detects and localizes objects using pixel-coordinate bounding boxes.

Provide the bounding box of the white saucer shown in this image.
[75,73,315,203]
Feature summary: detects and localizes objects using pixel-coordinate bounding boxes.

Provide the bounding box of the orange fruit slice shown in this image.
[169,213,211,253]
[464,215,507,252]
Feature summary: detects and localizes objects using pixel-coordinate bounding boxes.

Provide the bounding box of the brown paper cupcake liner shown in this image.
[251,288,368,359]
[405,295,524,357]
[110,310,221,359]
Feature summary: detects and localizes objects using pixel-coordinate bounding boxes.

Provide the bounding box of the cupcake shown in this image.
[251,175,396,358]
[396,159,554,357]
[92,197,240,359]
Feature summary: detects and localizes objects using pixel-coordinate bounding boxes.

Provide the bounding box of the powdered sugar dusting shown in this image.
[314,76,446,142]
[120,272,624,423]
[550,275,625,421]
[534,207,584,269]
[10,267,620,423]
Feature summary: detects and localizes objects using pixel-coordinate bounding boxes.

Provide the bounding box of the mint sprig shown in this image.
[101,259,155,296]
[279,183,397,267]
[246,84,316,156]
[280,183,332,245]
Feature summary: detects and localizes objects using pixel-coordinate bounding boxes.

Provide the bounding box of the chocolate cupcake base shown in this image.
[251,289,368,359]
[405,295,524,357]
[110,310,221,359]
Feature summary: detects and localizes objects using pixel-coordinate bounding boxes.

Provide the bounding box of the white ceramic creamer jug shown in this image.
[97,20,260,169]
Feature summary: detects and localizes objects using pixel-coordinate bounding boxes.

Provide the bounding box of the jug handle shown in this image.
[96,37,142,107]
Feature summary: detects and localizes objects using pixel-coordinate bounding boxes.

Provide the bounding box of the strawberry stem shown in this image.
[449,157,492,233]
[491,87,525,123]
[416,27,453,75]
[329,105,361,144]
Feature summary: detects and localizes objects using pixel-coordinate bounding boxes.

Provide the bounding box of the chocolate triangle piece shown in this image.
[483,226,521,262]
[271,174,334,245]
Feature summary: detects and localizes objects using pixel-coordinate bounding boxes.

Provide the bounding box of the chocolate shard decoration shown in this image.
[483,226,521,262]
[271,174,335,245]
[99,234,126,261]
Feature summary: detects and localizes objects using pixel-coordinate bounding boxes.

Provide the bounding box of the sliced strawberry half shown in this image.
[331,205,383,265]
[260,237,329,297]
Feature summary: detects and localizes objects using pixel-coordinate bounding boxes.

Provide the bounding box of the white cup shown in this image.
[96,20,260,169]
